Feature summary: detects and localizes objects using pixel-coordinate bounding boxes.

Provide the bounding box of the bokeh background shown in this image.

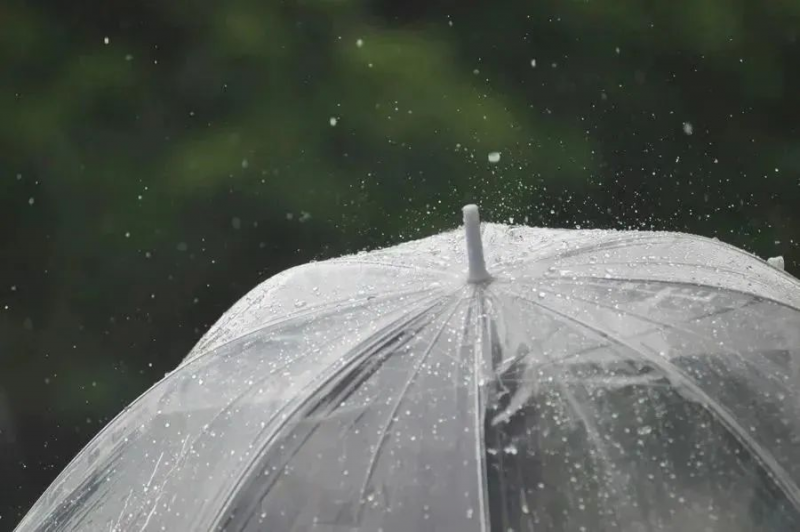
[2,0,800,528]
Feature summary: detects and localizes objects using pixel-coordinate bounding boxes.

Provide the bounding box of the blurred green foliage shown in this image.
[2,0,800,527]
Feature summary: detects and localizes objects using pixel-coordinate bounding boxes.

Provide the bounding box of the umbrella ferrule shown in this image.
[463,204,491,283]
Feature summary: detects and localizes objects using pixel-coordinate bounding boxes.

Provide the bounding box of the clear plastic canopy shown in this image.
[16,219,800,532]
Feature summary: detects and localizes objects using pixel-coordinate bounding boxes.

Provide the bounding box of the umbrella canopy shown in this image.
[16,206,800,532]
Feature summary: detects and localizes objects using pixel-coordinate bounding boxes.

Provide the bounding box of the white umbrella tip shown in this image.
[463,204,480,223]
[462,204,490,283]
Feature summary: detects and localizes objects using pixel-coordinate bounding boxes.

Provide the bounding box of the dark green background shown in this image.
[2,1,800,528]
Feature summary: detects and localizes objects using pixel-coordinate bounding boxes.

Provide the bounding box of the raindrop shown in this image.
[329,117,338,127]
[530,59,537,68]
[103,36,110,45]
[466,508,474,519]
[356,38,364,48]
[231,217,242,230]
[682,122,694,135]
[488,152,501,163]
[637,426,653,436]
[503,444,518,455]
[28,197,34,206]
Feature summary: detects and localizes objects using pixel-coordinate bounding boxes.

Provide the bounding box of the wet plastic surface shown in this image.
[16,225,800,531]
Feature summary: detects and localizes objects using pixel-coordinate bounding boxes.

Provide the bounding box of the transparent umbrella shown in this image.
[16,206,800,532]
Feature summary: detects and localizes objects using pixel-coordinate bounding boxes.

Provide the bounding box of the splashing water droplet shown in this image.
[504,444,518,455]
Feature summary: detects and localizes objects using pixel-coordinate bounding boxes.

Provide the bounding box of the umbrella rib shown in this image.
[522,234,673,263]
[541,275,800,313]
[336,258,455,275]
[484,292,520,530]
[534,285,792,387]
[353,296,465,516]
[496,288,800,513]
[500,229,647,258]
[499,231,797,279]
[565,280,769,319]
[208,291,460,531]
[191,286,440,360]
[472,290,491,532]
[542,260,795,302]
[536,279,778,324]
[554,259,769,278]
